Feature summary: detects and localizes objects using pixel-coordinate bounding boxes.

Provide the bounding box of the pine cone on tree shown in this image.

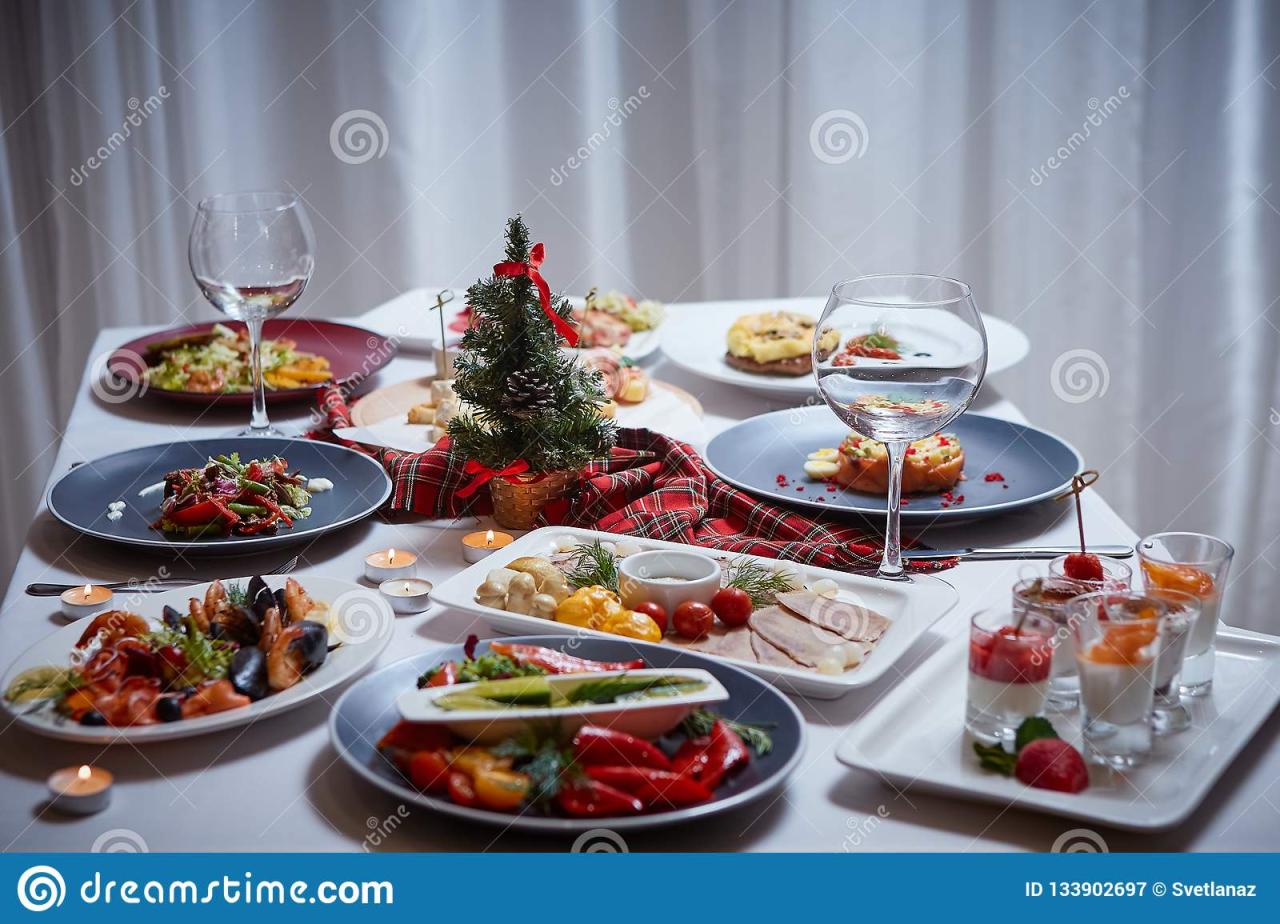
[501,368,556,419]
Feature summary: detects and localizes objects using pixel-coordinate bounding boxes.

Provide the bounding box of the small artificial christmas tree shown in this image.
[449,216,615,522]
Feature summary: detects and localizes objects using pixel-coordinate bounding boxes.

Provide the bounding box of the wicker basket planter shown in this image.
[488,470,578,530]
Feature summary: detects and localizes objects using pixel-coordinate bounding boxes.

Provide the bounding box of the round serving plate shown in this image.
[703,406,1082,523]
[660,297,1029,398]
[107,318,397,406]
[47,437,392,555]
[330,634,806,833]
[340,375,705,452]
[2,575,394,744]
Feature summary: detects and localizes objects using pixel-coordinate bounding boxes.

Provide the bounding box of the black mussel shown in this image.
[156,696,184,722]
[229,646,268,701]
[79,710,107,726]
[247,576,273,618]
[210,604,261,647]
[289,621,329,672]
[267,621,328,691]
[273,587,287,617]
[162,605,184,630]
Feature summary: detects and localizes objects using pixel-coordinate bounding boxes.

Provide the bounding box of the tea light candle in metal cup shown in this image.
[462,529,513,564]
[365,548,418,583]
[379,578,433,614]
[47,764,113,815]
[60,584,113,621]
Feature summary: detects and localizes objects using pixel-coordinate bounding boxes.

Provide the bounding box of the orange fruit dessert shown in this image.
[1081,622,1158,666]
[1141,559,1215,598]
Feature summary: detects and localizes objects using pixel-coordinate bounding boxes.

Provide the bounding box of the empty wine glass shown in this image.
[814,275,987,578]
[189,191,316,436]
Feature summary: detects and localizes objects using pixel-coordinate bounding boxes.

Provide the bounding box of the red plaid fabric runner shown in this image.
[311,385,954,573]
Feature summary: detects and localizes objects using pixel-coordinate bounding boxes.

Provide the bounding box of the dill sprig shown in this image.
[564,540,620,592]
[144,620,236,688]
[682,708,775,756]
[723,558,796,608]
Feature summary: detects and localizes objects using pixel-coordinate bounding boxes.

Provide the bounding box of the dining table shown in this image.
[1,300,1276,854]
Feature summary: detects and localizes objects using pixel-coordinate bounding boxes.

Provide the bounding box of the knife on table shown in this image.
[904,544,1133,562]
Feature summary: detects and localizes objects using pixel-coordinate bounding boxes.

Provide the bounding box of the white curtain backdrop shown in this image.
[2,0,1277,626]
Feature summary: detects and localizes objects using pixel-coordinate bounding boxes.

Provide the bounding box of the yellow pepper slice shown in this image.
[600,609,663,643]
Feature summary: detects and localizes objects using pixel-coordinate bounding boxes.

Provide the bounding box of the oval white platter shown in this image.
[660,296,1029,398]
[1,576,395,744]
[427,526,959,700]
[360,288,663,360]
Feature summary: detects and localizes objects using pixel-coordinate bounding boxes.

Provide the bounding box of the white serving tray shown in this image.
[428,526,958,699]
[835,626,1280,830]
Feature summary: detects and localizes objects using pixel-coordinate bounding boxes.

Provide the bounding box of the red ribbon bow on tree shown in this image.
[457,458,543,499]
[493,242,579,347]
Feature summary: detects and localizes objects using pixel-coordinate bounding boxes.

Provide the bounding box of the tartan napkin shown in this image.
[311,385,954,573]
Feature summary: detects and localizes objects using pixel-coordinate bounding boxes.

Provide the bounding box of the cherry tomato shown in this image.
[408,750,451,793]
[673,601,714,640]
[447,771,478,807]
[632,601,668,634]
[710,587,753,627]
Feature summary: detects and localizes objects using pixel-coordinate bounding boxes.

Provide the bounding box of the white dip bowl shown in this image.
[617,549,721,615]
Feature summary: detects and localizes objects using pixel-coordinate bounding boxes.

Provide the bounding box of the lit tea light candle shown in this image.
[60,584,113,621]
[462,529,513,564]
[378,578,433,614]
[364,548,418,583]
[47,764,113,815]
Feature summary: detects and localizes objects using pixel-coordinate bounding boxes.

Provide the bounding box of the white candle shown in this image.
[365,548,418,583]
[462,529,513,564]
[378,578,433,614]
[60,584,113,621]
[48,764,113,815]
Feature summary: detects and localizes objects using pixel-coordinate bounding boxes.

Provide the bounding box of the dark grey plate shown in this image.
[47,437,391,555]
[329,635,806,833]
[705,406,1083,522]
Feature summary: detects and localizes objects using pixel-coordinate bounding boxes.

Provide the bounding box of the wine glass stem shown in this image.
[246,317,270,432]
[880,439,908,577]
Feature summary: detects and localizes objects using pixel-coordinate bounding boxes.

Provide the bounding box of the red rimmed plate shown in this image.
[107,318,398,405]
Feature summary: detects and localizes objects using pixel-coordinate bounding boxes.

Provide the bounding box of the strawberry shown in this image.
[1015,738,1089,793]
[1063,551,1105,582]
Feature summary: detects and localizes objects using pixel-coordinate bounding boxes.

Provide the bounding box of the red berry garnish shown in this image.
[1063,552,1105,582]
[1015,739,1089,793]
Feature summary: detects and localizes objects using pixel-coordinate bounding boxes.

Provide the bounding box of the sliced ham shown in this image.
[748,605,870,670]
[749,630,806,669]
[776,591,891,644]
[667,626,758,663]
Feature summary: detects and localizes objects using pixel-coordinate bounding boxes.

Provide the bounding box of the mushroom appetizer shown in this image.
[4,577,334,728]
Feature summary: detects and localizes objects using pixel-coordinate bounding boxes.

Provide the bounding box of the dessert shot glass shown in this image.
[1138,532,1233,697]
[1070,591,1168,769]
[966,607,1055,745]
[1142,587,1201,735]
[1048,554,1133,591]
[1011,576,1092,712]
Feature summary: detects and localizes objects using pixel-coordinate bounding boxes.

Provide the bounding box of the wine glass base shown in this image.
[875,569,914,583]
[236,425,286,438]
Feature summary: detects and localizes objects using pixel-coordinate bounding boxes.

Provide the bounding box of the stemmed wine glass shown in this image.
[189,191,316,436]
[814,275,987,579]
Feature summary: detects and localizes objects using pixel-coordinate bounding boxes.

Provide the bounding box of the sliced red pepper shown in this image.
[700,720,751,790]
[488,642,645,674]
[554,779,644,817]
[377,720,455,771]
[672,736,712,778]
[168,499,229,527]
[573,726,672,770]
[408,750,452,793]
[584,765,712,807]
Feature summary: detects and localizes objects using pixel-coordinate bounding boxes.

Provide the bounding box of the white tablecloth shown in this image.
[2,319,1276,853]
